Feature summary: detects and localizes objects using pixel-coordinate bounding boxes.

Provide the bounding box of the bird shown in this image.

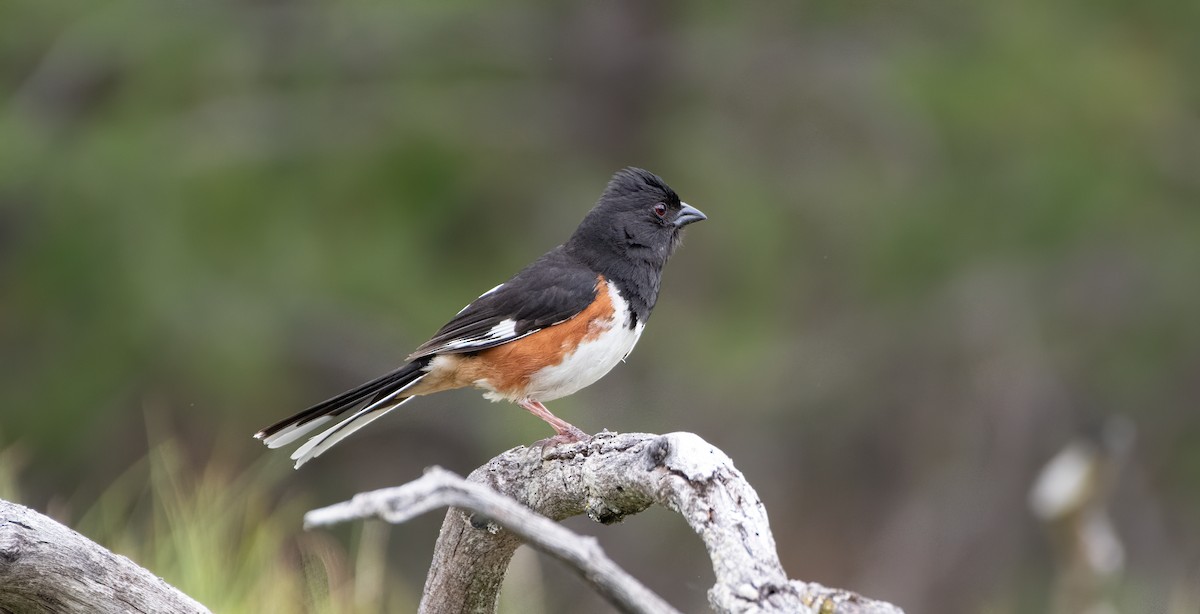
[254,167,706,468]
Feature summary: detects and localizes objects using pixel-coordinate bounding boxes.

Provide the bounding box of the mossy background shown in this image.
[2,1,1197,612]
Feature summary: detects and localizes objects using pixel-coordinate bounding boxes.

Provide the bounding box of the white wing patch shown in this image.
[439,318,521,351]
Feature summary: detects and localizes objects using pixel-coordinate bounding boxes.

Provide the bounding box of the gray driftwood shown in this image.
[306,431,904,614]
[0,499,210,614]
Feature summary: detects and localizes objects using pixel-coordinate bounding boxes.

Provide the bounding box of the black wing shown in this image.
[406,246,600,360]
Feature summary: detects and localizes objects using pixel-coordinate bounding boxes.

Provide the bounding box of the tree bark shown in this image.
[0,500,210,614]
[306,431,904,614]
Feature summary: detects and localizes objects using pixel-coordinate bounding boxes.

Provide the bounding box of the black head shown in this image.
[563,168,705,323]
[566,167,706,268]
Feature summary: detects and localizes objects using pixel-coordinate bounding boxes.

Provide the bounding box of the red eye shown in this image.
[653,203,667,218]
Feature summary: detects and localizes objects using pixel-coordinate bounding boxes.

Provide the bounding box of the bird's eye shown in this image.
[653,203,667,218]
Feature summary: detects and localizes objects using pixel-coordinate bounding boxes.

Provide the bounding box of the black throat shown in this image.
[564,222,674,328]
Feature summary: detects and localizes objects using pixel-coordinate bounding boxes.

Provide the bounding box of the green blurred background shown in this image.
[2,1,1198,612]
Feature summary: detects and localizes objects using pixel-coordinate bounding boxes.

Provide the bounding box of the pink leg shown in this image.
[517,399,589,444]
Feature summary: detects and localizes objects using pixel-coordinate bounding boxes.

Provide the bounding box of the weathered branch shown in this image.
[0,500,210,614]
[306,431,904,614]
[307,466,679,614]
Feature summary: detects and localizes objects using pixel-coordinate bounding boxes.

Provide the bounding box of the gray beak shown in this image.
[674,202,707,227]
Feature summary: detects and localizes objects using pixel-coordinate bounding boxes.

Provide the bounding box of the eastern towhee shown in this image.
[255,167,706,468]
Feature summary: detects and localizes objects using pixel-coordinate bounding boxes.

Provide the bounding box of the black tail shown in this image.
[254,360,428,465]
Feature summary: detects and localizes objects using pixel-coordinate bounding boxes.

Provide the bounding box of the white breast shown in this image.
[523,283,644,402]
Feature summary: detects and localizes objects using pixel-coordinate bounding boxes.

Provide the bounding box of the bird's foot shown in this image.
[533,424,591,448]
[533,433,591,451]
[518,399,591,447]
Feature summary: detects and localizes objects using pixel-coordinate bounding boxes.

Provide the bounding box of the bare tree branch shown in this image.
[305,431,904,614]
[0,500,210,614]
[307,466,680,614]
